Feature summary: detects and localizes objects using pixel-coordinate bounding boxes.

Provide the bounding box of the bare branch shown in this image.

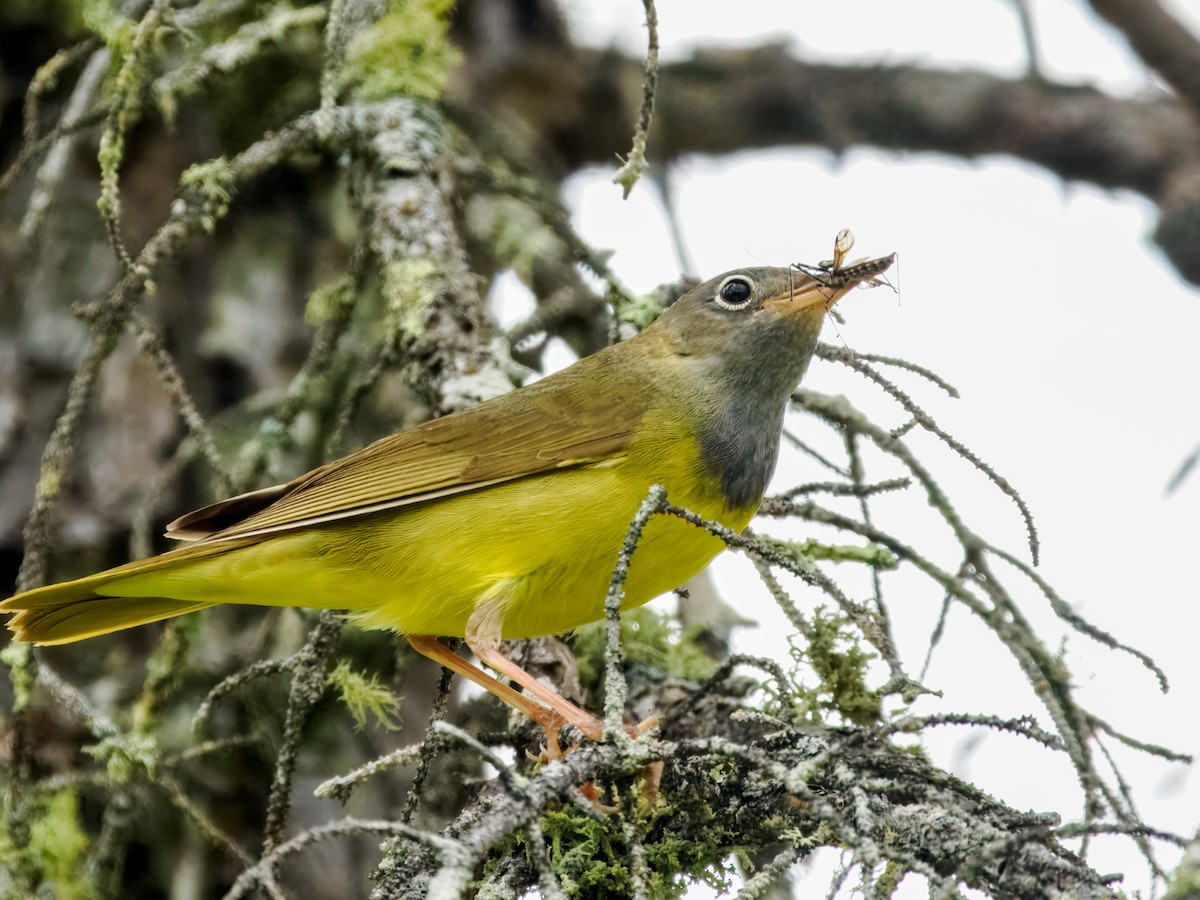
[1086,0,1200,122]
[612,0,660,198]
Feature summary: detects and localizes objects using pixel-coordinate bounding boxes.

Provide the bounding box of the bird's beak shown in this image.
[763,253,897,314]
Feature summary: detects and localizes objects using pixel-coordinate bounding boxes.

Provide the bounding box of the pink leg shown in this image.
[407,635,574,752]
[466,637,605,741]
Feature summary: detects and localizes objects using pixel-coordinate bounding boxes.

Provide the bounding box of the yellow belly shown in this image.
[108,439,754,639]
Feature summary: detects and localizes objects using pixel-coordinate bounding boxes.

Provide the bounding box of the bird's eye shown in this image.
[715,276,754,309]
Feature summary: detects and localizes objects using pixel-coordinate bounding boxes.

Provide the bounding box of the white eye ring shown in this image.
[714,275,755,310]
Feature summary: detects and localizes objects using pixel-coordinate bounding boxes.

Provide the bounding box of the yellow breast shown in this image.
[348,419,754,638]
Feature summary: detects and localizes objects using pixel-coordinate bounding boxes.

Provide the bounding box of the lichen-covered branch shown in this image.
[369,714,1131,898]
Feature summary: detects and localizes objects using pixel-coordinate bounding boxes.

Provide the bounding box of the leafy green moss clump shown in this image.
[328,659,402,730]
[343,0,460,102]
[792,606,881,727]
[0,789,97,900]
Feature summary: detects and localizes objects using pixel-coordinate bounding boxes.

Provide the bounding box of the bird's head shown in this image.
[649,254,895,388]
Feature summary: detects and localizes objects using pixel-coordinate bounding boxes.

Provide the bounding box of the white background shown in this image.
[500,1,1200,895]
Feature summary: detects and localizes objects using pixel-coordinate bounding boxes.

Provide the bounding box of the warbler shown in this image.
[2,248,894,745]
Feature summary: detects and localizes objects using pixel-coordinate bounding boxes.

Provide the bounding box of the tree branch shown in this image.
[369,722,1127,898]
[1085,0,1200,122]
[540,49,1197,197]
[460,40,1200,281]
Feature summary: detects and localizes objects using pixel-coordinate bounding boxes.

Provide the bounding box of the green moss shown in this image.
[542,806,631,896]
[474,715,834,897]
[611,283,669,332]
[793,607,881,727]
[381,258,438,338]
[572,606,721,696]
[536,805,729,899]
[0,789,98,900]
[1164,832,1200,899]
[643,832,734,897]
[1,643,34,711]
[179,157,236,233]
[756,534,898,571]
[478,763,745,899]
[328,660,402,730]
[873,859,906,895]
[778,821,834,850]
[342,0,461,102]
[306,273,358,325]
[85,732,157,783]
[5,0,115,38]
[133,615,199,735]
[34,467,62,503]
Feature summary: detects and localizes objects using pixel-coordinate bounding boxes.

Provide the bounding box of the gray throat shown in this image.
[698,396,787,510]
[697,333,817,509]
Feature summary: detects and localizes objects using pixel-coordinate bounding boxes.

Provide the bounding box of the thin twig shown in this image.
[18,35,114,240]
[814,347,1040,564]
[315,743,425,805]
[1056,821,1186,846]
[224,819,436,900]
[603,485,667,739]
[193,659,292,734]
[834,347,960,398]
[612,0,660,198]
[663,501,922,700]
[432,721,527,794]
[1085,0,1200,121]
[989,543,1169,691]
[129,314,231,494]
[402,656,455,823]
[261,611,344,855]
[525,819,567,900]
[96,0,172,271]
[885,712,1065,751]
[160,772,254,865]
[781,427,850,477]
[736,845,804,899]
[1009,0,1045,80]
[683,650,796,721]
[623,815,651,900]
[776,477,910,501]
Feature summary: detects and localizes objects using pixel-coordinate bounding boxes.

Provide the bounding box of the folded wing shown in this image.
[169,364,642,543]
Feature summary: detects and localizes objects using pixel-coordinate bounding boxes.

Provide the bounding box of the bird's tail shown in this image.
[5,592,215,645]
[1,538,253,645]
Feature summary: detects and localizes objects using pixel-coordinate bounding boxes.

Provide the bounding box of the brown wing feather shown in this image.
[182,352,645,544]
[166,483,294,539]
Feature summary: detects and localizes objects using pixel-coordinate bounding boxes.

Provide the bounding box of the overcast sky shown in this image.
[496,1,1200,895]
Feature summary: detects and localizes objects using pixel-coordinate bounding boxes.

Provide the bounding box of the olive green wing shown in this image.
[169,364,642,543]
